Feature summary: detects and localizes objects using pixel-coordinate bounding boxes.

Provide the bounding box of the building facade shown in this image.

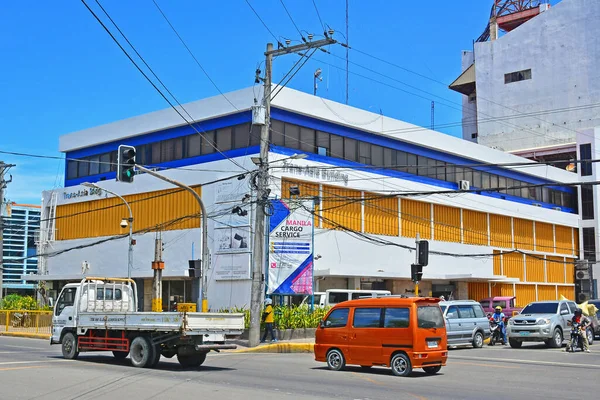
[2,203,40,294]
[31,86,581,310]
[451,0,600,157]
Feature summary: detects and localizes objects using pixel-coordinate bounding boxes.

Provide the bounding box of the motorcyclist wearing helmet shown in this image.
[492,306,507,345]
[566,308,591,353]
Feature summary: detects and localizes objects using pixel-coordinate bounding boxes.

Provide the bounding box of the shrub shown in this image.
[219,304,329,330]
[0,294,42,310]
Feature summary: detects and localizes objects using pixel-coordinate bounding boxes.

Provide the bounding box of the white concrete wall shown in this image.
[461,51,478,143]
[474,0,600,152]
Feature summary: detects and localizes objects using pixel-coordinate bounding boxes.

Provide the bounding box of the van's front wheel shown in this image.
[61,332,79,360]
[326,349,345,371]
[390,353,412,377]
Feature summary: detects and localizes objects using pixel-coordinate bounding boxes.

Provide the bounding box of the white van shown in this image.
[325,289,391,307]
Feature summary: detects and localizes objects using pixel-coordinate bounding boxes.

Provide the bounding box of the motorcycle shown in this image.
[567,322,584,352]
[488,315,505,346]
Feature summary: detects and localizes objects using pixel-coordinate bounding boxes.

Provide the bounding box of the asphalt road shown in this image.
[0,337,598,400]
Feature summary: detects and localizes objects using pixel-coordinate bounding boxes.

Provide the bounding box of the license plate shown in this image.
[427,340,438,348]
[519,331,530,336]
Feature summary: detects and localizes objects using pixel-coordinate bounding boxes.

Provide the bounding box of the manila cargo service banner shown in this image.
[267,199,314,295]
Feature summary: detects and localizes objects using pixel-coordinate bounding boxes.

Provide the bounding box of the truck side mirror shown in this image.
[48,298,54,307]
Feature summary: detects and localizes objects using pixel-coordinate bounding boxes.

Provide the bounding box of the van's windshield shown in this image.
[417,305,444,329]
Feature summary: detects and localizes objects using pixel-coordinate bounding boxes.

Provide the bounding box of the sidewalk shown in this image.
[227,337,315,354]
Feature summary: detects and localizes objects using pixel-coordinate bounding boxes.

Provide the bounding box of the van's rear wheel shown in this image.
[130,336,153,368]
[61,332,79,360]
[423,365,441,375]
[390,353,412,377]
[326,349,345,371]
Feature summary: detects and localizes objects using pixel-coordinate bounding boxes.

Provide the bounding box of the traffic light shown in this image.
[411,264,423,283]
[117,145,136,183]
[417,240,429,266]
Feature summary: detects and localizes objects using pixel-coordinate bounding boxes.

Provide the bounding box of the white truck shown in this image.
[51,277,244,368]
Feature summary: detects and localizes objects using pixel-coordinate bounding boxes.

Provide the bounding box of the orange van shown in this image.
[314,297,448,376]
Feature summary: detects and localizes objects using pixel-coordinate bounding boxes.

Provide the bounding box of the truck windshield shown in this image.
[417,305,444,329]
[521,302,558,314]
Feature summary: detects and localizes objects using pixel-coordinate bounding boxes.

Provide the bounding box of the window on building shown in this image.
[201,131,216,155]
[271,120,285,146]
[504,69,532,84]
[67,160,78,179]
[250,124,261,147]
[371,145,384,167]
[406,153,417,175]
[316,131,330,156]
[233,124,249,149]
[359,142,371,164]
[88,155,100,176]
[330,134,344,158]
[471,132,478,139]
[580,143,592,176]
[216,127,232,152]
[582,185,594,220]
[77,160,88,178]
[300,127,315,153]
[151,142,161,163]
[187,134,201,158]
[583,227,596,262]
[344,138,357,162]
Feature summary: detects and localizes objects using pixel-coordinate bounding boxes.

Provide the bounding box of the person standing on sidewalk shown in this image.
[261,298,277,343]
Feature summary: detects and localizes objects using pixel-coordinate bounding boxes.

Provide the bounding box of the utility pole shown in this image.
[345,0,349,104]
[0,162,15,300]
[152,232,164,312]
[414,233,420,297]
[249,37,336,347]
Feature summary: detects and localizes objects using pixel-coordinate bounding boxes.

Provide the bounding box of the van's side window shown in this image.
[328,292,348,305]
[473,305,485,318]
[457,305,476,318]
[480,301,490,308]
[325,308,349,328]
[353,308,382,328]
[384,308,409,328]
[446,306,459,319]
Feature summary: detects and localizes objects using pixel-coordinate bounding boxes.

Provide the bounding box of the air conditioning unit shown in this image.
[577,292,589,303]
[458,180,470,191]
[576,270,590,280]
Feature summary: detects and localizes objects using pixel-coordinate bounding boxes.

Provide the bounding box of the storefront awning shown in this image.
[449,63,476,96]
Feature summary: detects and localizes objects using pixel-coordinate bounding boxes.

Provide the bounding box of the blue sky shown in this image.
[0,0,494,203]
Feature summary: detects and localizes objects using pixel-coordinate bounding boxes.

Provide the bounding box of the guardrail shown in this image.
[0,310,52,336]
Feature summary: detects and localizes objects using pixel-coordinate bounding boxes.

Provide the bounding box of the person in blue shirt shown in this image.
[492,306,507,345]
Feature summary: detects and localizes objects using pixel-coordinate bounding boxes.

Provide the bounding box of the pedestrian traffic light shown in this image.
[117,145,136,183]
[417,240,429,266]
[411,264,423,283]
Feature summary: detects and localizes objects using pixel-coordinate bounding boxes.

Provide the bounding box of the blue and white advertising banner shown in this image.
[267,200,314,295]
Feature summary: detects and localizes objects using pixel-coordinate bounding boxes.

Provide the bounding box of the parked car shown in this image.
[315,296,448,377]
[439,300,490,348]
[586,300,600,339]
[480,296,522,318]
[506,300,581,348]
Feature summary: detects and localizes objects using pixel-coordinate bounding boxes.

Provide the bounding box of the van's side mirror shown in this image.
[319,320,325,329]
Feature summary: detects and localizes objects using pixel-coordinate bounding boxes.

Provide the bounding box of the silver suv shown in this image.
[440,300,490,348]
[507,300,576,348]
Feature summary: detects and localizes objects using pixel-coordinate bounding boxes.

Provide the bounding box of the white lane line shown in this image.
[451,355,600,369]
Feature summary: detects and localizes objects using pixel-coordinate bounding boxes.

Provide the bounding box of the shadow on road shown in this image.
[311,365,443,378]
[45,354,236,372]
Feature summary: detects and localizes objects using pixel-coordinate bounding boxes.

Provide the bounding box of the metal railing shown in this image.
[0,310,53,335]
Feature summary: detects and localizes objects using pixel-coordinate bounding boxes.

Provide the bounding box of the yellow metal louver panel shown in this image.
[490,215,512,248]
[281,178,320,225]
[321,185,362,232]
[364,193,399,236]
[515,284,536,307]
[573,228,580,257]
[493,250,502,275]
[546,256,566,283]
[557,286,575,301]
[462,210,488,245]
[400,199,431,239]
[513,218,534,251]
[468,282,489,302]
[55,187,202,240]
[554,225,573,256]
[502,252,525,281]
[564,258,575,284]
[525,255,545,283]
[433,204,461,243]
[537,285,557,301]
[535,222,554,253]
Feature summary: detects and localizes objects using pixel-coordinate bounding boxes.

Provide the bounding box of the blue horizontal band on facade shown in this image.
[270,108,573,194]
[63,108,573,212]
[272,251,312,254]
[271,146,575,213]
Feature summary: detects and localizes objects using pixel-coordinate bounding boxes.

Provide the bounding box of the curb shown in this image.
[231,342,315,353]
[0,332,50,340]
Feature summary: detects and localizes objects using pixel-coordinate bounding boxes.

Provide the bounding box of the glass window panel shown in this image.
[78,158,88,177]
[216,127,232,152]
[359,142,371,164]
[446,164,455,183]
[344,138,357,161]
[110,151,117,171]
[271,120,285,146]
[88,155,100,176]
[353,308,382,328]
[202,131,216,155]
[330,135,344,158]
[395,150,407,172]
[67,160,78,179]
[426,157,437,178]
[300,127,315,152]
[384,308,410,328]
[324,308,349,328]
[371,145,384,167]
[284,123,300,149]
[455,167,464,182]
[383,148,395,168]
[137,145,147,166]
[498,176,507,194]
[250,124,261,147]
[406,153,417,175]
[472,170,482,188]
[481,172,491,189]
[187,135,201,158]
[161,139,175,162]
[489,174,498,190]
[99,153,111,174]
[174,138,183,159]
[151,142,161,163]
[233,124,249,149]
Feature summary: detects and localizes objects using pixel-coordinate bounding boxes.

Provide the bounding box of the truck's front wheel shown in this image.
[130,336,153,368]
[177,352,207,368]
[62,332,79,360]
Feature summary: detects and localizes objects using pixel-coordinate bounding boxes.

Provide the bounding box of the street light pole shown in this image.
[82,183,134,279]
[134,165,209,312]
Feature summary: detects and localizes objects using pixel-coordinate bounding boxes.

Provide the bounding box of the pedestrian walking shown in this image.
[261,298,277,343]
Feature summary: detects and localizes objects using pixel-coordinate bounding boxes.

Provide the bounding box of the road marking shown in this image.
[450,361,520,369]
[451,355,600,369]
[0,366,47,372]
